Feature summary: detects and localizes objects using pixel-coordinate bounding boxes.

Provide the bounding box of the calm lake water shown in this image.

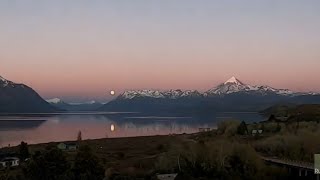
[0,112,264,147]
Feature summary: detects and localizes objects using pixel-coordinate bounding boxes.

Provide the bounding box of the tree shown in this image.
[217,120,241,136]
[237,121,248,135]
[275,123,281,132]
[19,141,30,161]
[23,148,71,180]
[77,131,82,142]
[260,123,265,132]
[72,145,104,180]
[268,114,277,121]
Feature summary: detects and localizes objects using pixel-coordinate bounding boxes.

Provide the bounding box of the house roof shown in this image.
[59,142,77,146]
[156,173,178,180]
[65,143,77,146]
[0,157,19,162]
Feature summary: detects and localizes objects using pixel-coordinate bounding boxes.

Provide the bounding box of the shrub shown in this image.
[156,140,267,179]
[217,120,241,136]
[254,127,320,162]
[19,141,30,161]
[237,121,248,135]
[23,148,70,180]
[73,145,105,180]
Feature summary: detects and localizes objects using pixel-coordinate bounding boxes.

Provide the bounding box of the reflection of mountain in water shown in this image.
[102,112,264,125]
[99,112,264,137]
[0,120,45,131]
[0,112,265,146]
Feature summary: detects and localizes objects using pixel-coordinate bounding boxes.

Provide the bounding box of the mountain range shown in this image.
[1,75,320,113]
[114,77,317,99]
[99,76,320,113]
[46,98,103,111]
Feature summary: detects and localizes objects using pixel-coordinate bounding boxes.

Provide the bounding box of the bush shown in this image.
[228,144,264,180]
[154,153,178,173]
[217,120,241,136]
[73,145,105,180]
[156,140,267,179]
[254,127,320,162]
[23,148,71,180]
[19,141,30,161]
[237,121,248,135]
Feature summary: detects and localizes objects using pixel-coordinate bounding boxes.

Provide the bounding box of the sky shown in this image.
[1,0,320,102]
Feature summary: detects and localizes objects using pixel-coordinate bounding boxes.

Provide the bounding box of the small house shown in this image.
[0,157,19,168]
[57,143,78,151]
[156,173,178,180]
[252,129,263,136]
[199,128,211,132]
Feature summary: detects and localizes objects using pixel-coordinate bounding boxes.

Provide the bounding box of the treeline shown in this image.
[214,119,320,163]
[154,118,320,179]
[155,139,288,180]
[1,145,104,180]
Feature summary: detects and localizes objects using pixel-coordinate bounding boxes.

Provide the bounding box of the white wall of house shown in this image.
[0,158,19,167]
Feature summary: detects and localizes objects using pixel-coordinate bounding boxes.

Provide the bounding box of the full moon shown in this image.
[110,90,115,95]
[110,124,115,132]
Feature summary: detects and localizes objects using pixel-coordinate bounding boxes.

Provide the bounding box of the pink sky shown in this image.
[1,1,320,102]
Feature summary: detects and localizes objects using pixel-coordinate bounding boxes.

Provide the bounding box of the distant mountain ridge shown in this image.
[118,89,202,100]
[99,76,320,113]
[115,76,317,100]
[46,98,103,111]
[1,74,319,113]
[0,76,58,113]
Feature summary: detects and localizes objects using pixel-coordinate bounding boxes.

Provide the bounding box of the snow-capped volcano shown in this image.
[206,76,252,95]
[224,76,244,86]
[205,76,294,96]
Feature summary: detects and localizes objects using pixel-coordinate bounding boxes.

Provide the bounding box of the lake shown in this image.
[0,112,264,147]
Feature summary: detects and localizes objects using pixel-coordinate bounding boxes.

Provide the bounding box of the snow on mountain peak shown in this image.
[206,77,249,95]
[0,76,7,82]
[69,100,99,105]
[181,90,202,97]
[0,76,10,87]
[46,98,62,104]
[120,90,165,99]
[88,100,96,104]
[116,77,318,100]
[119,89,202,99]
[205,77,298,96]
[163,89,184,99]
[224,76,244,85]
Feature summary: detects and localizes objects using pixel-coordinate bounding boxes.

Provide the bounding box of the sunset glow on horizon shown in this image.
[1,1,320,102]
